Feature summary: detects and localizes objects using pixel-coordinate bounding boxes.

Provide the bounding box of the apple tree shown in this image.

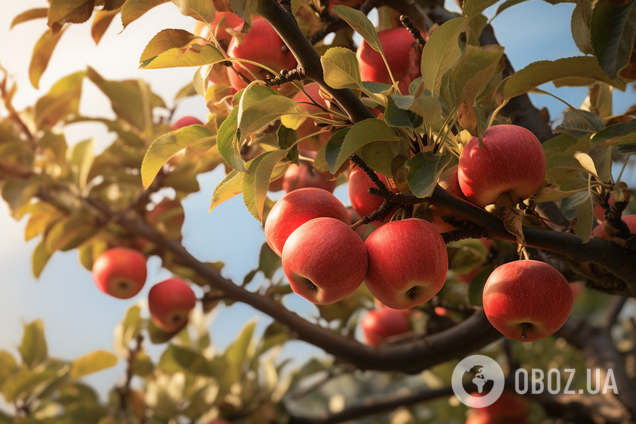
[1,0,636,423]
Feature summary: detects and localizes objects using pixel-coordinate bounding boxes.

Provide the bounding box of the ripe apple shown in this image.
[226,19,297,92]
[482,260,573,342]
[431,165,468,233]
[365,219,448,309]
[458,125,546,208]
[282,160,337,193]
[468,390,529,424]
[361,308,411,346]
[348,166,397,227]
[356,27,421,94]
[92,248,147,299]
[148,278,197,333]
[146,200,185,233]
[570,281,585,300]
[172,116,203,130]
[292,83,332,151]
[206,12,244,47]
[592,215,636,246]
[264,187,350,257]
[282,217,368,304]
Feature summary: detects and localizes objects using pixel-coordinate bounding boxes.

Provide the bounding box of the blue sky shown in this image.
[0,0,635,406]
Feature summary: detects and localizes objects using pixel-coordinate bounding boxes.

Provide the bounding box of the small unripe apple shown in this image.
[282,161,336,193]
[592,215,636,246]
[92,248,148,299]
[482,260,573,342]
[361,308,411,346]
[458,125,546,207]
[172,116,203,130]
[226,19,297,92]
[282,217,368,305]
[356,28,421,94]
[365,219,448,309]
[264,188,350,257]
[292,83,332,151]
[148,278,197,333]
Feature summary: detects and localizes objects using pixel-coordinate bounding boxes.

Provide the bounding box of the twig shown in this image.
[117,333,144,424]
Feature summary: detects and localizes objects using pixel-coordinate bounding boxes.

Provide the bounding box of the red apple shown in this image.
[365,219,448,309]
[356,27,421,94]
[282,161,336,193]
[468,390,529,424]
[570,281,585,300]
[148,278,197,333]
[146,200,185,231]
[482,260,573,342]
[92,248,147,299]
[264,188,350,257]
[226,19,297,92]
[592,215,636,246]
[348,166,397,227]
[361,308,411,346]
[431,165,468,233]
[282,217,368,304]
[206,12,244,47]
[172,116,203,130]
[458,125,546,208]
[292,83,332,151]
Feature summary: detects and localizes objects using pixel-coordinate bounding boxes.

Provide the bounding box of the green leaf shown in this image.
[451,45,505,107]
[19,320,48,369]
[409,93,444,129]
[503,57,626,100]
[32,238,52,278]
[229,0,258,32]
[321,47,362,90]
[29,28,66,89]
[114,305,142,356]
[142,125,215,188]
[555,109,605,137]
[0,350,17,386]
[170,0,216,23]
[591,0,636,78]
[71,138,95,190]
[561,190,590,220]
[1,177,41,216]
[209,170,244,212]
[462,0,501,18]
[571,1,594,55]
[467,266,493,307]
[222,319,256,383]
[242,150,288,221]
[11,8,49,29]
[384,96,414,128]
[48,0,95,31]
[420,17,468,98]
[2,368,59,403]
[405,151,453,198]
[216,107,245,171]
[448,239,489,274]
[591,119,636,144]
[45,215,97,253]
[325,119,400,174]
[141,42,225,69]
[140,29,199,63]
[574,191,594,243]
[237,97,304,144]
[158,345,212,375]
[121,0,170,29]
[86,66,165,131]
[70,351,118,379]
[35,71,85,127]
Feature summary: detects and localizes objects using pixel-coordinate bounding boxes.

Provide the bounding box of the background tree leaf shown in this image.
[591,0,636,78]
[29,28,66,89]
[70,350,118,379]
[19,320,48,369]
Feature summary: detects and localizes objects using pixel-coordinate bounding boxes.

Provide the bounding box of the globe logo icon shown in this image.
[452,355,505,407]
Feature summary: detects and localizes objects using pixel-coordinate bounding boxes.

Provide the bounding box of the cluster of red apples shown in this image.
[264,124,579,344]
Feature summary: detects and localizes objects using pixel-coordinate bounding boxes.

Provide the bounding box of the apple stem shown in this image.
[520,323,533,340]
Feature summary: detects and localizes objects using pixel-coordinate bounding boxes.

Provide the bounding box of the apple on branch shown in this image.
[92,248,148,299]
[264,187,350,257]
[282,217,368,305]
[148,278,197,333]
[361,308,411,346]
[282,152,337,193]
[458,125,546,208]
[365,219,448,309]
[482,260,573,342]
[592,215,636,246]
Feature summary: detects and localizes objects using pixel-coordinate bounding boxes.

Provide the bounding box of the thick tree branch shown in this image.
[84,197,501,374]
